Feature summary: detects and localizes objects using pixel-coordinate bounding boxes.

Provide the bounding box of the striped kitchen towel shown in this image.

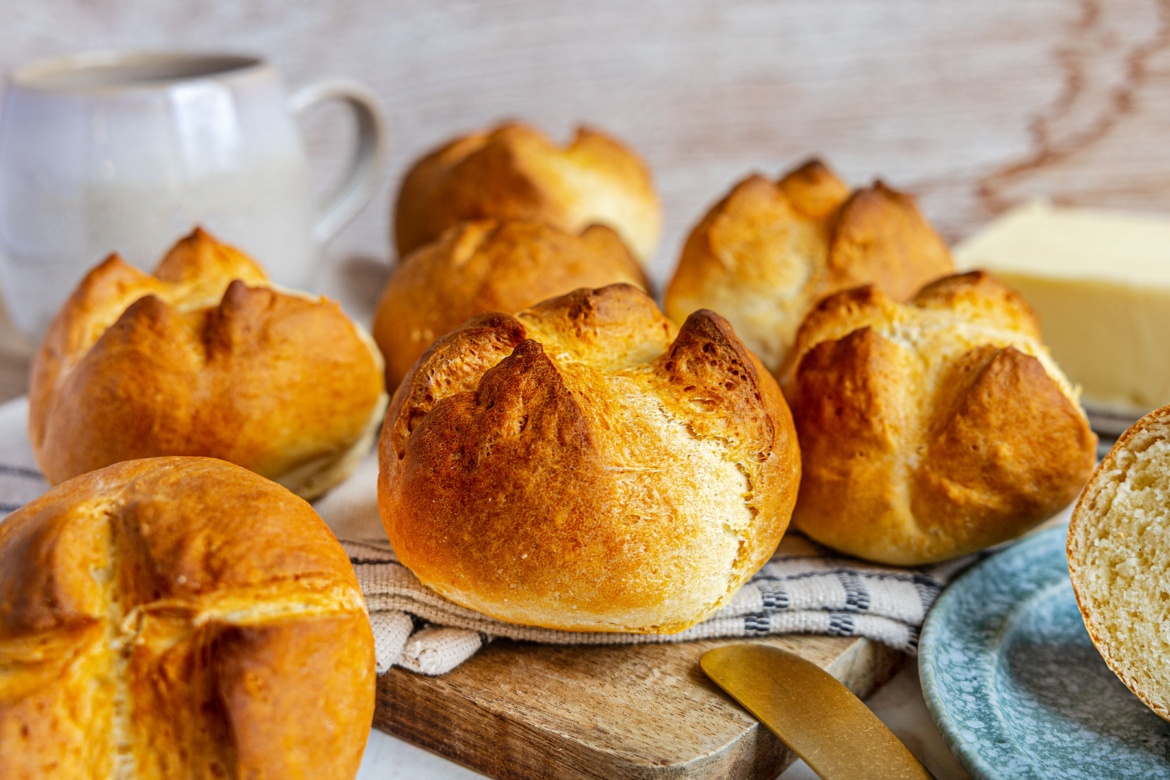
[303,432,995,675]
[0,397,997,676]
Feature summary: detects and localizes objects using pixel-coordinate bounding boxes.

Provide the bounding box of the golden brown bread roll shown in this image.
[378,284,800,633]
[29,228,388,500]
[665,158,954,372]
[0,457,374,780]
[394,122,662,263]
[1069,408,1170,722]
[373,219,649,391]
[782,271,1096,565]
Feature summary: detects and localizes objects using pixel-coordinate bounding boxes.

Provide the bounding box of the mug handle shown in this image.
[288,80,390,245]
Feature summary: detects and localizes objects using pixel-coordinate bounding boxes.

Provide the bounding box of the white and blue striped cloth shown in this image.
[0,397,991,676]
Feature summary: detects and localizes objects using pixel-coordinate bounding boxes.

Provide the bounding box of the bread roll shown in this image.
[0,457,374,779]
[29,228,388,500]
[665,159,953,372]
[373,219,649,391]
[394,122,662,263]
[1069,408,1170,722]
[378,284,800,633]
[782,271,1096,565]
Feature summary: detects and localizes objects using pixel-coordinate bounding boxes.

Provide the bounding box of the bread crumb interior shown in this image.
[1076,433,1170,715]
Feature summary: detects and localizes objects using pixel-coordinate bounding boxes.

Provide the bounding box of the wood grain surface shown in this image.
[376,635,902,780]
[5,0,1170,291]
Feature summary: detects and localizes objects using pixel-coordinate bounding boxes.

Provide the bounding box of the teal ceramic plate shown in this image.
[920,524,1170,779]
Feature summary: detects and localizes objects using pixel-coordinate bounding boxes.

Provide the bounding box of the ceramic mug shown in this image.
[0,50,390,339]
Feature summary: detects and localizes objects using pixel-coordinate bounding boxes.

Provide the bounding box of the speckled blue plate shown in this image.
[920,524,1170,779]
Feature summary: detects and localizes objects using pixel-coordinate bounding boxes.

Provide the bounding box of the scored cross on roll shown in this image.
[373,219,650,393]
[29,228,388,500]
[780,271,1097,565]
[0,457,375,780]
[394,122,663,265]
[378,284,801,633]
[665,158,954,373]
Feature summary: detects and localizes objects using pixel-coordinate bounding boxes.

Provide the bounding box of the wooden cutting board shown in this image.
[374,634,902,779]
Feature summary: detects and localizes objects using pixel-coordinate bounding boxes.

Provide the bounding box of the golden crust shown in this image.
[784,271,1096,565]
[1068,407,1170,723]
[378,284,800,633]
[394,122,662,263]
[0,457,374,780]
[664,158,953,372]
[29,228,388,500]
[373,219,649,392]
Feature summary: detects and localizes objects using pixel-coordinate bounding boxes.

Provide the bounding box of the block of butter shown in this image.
[955,201,1170,421]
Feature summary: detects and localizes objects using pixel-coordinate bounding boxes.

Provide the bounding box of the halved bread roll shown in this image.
[1069,408,1170,722]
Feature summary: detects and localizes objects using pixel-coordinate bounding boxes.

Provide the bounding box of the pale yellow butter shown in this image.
[955,202,1170,413]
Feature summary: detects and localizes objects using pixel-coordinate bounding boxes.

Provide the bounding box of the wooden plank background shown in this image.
[4,0,1168,296]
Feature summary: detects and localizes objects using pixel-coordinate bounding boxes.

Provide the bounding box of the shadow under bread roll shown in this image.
[781,271,1096,566]
[0,457,374,780]
[378,284,800,633]
[29,227,387,500]
[372,218,649,392]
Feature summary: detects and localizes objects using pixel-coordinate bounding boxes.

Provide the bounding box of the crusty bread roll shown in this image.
[29,228,388,500]
[394,122,662,263]
[782,271,1096,565]
[1069,408,1170,722]
[378,284,800,632]
[373,219,649,391]
[665,159,954,372]
[0,457,374,780]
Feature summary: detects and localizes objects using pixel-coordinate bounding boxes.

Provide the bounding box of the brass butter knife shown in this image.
[701,644,934,780]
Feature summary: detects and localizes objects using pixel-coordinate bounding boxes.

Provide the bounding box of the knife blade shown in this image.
[701,644,934,780]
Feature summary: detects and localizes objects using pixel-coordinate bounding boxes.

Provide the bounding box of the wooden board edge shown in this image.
[375,665,625,779]
[373,637,904,779]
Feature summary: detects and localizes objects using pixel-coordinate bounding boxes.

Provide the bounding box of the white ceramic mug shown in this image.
[0,50,390,339]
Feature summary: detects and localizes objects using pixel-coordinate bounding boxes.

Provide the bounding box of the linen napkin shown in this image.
[0,397,978,676]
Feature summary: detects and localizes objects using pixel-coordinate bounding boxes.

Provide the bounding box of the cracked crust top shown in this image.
[373,219,649,392]
[393,122,663,263]
[29,228,388,500]
[783,271,1097,565]
[377,284,800,633]
[664,158,954,372]
[0,457,374,780]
